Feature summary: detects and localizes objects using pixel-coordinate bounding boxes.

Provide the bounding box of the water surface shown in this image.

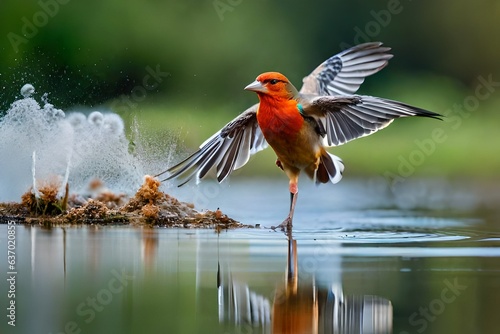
[1,179,499,334]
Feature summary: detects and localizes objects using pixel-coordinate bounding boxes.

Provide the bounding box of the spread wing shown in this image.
[156,105,267,185]
[300,42,392,96]
[160,42,396,185]
[300,95,442,147]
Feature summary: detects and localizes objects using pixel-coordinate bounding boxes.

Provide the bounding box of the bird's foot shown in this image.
[271,216,293,232]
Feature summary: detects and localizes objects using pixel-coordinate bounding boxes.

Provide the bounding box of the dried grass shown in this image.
[2,175,246,229]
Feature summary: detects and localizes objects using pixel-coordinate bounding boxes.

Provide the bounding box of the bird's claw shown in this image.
[271,216,293,232]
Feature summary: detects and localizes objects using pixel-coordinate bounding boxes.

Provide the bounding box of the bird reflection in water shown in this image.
[218,231,393,334]
[141,227,159,271]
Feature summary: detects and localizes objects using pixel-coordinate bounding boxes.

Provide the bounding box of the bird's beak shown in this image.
[244,80,267,93]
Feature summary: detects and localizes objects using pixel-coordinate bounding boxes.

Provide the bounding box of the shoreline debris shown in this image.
[0,175,246,230]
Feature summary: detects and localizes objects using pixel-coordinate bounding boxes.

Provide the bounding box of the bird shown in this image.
[156,42,441,229]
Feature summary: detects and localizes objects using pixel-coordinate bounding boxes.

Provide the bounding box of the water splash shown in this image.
[0,85,153,201]
[21,84,35,98]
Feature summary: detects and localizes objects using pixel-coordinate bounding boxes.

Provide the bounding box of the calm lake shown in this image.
[1,178,499,334]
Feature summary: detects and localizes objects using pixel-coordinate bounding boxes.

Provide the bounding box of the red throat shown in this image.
[256,94,304,139]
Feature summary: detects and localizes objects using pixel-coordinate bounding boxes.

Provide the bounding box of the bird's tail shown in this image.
[312,149,345,185]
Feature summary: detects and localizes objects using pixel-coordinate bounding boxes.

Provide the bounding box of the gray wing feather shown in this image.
[156,105,267,184]
[308,95,442,147]
[300,42,393,96]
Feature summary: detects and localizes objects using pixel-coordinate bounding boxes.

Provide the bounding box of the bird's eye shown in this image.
[269,79,279,85]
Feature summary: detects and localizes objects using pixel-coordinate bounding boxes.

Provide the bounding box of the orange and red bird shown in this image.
[157,42,441,229]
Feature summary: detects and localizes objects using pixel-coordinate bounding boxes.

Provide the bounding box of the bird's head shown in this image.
[244,72,299,99]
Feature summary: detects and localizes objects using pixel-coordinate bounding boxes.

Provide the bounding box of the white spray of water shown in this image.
[0,85,160,202]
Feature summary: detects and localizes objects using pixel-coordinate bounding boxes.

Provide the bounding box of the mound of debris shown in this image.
[0,175,245,229]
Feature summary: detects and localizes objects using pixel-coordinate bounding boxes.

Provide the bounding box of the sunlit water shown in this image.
[1,179,500,334]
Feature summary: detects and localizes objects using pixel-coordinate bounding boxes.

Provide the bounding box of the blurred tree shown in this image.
[0,0,498,111]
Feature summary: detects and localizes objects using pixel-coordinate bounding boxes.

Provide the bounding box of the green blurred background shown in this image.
[1,0,499,179]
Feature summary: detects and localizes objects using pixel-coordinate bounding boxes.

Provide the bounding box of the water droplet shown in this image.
[20,84,35,98]
[41,92,49,105]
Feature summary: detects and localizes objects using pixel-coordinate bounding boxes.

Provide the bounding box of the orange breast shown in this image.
[257,96,322,170]
[256,96,304,142]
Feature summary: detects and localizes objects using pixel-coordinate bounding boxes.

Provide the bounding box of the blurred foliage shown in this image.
[0,0,499,176]
[1,0,499,107]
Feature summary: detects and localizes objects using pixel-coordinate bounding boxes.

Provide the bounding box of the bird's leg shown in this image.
[278,180,298,231]
[270,168,299,232]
